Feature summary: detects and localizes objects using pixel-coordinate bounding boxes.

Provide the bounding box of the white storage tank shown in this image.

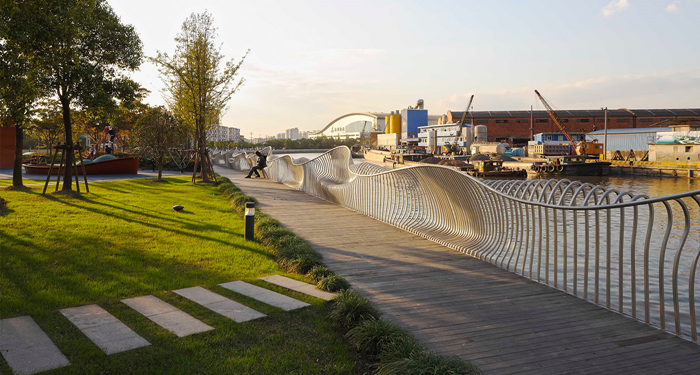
[471,142,506,155]
[475,125,488,143]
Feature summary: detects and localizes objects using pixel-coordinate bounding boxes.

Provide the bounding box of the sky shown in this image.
[109,0,700,138]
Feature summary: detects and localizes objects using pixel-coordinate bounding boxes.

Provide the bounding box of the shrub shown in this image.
[231,194,257,215]
[318,275,350,292]
[259,227,297,248]
[329,290,380,328]
[346,317,409,356]
[378,335,424,362]
[307,266,335,282]
[376,351,482,375]
[279,254,322,274]
[254,216,282,235]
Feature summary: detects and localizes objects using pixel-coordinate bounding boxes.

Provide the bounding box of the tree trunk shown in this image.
[158,164,162,180]
[60,96,73,191]
[12,124,23,188]
[199,131,210,183]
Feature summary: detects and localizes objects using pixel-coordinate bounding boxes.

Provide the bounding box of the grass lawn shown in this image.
[0,177,48,186]
[0,177,367,374]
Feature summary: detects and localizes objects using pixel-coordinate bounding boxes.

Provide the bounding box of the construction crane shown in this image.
[534,90,603,156]
[443,95,474,155]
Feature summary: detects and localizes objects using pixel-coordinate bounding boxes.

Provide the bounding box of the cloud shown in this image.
[666,2,680,12]
[602,0,631,17]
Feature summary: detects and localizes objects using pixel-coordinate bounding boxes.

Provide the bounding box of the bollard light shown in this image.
[245,202,255,241]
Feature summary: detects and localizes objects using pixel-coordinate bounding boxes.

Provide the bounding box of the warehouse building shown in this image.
[441,108,700,147]
[586,127,671,154]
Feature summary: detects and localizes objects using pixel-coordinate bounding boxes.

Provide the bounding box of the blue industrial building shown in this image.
[401,109,428,143]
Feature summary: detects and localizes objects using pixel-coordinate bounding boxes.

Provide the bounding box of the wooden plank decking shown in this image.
[215,167,700,374]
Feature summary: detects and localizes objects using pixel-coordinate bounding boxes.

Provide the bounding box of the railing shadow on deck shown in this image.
[211,146,700,343]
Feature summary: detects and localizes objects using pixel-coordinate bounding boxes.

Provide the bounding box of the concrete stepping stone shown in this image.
[0,316,70,375]
[219,281,310,311]
[121,295,214,337]
[173,286,266,323]
[259,275,337,301]
[60,304,150,355]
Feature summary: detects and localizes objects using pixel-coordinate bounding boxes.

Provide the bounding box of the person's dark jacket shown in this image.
[257,154,267,168]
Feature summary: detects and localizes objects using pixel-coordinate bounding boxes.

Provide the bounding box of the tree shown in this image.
[0,15,44,189]
[132,106,184,181]
[2,0,143,192]
[154,11,248,183]
[29,100,65,155]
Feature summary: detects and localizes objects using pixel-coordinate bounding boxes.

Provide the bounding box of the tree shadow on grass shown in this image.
[37,195,273,259]
[0,228,276,319]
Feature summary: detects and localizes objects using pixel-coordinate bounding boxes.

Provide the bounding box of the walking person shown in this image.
[245,150,267,178]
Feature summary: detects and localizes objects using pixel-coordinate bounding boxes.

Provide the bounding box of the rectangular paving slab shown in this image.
[60,304,150,355]
[121,295,214,337]
[259,275,336,301]
[219,281,310,311]
[0,316,71,375]
[173,286,266,323]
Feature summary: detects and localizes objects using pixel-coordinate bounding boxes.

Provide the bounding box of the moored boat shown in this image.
[530,156,611,176]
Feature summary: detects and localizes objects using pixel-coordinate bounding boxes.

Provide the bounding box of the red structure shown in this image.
[0,126,16,169]
[442,108,700,146]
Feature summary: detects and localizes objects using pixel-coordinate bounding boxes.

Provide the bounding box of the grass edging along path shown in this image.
[0,177,367,374]
[217,176,482,375]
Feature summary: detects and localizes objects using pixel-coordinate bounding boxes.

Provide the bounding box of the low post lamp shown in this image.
[245,202,255,241]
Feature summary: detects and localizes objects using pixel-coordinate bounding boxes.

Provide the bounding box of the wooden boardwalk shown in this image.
[216,167,700,374]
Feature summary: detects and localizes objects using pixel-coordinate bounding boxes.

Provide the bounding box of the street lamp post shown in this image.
[603,107,608,160]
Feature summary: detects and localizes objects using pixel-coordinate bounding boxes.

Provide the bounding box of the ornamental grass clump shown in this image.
[259,227,297,248]
[279,254,322,274]
[317,275,350,292]
[376,351,482,375]
[377,335,424,362]
[254,216,282,235]
[346,317,409,356]
[330,290,380,328]
[307,266,336,282]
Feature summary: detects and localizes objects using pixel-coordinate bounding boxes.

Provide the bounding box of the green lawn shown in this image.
[0,178,366,374]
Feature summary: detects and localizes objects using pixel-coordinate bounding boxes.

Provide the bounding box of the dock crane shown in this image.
[443,95,474,154]
[534,90,603,156]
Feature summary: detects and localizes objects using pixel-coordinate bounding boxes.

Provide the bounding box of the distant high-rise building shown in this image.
[285,127,300,140]
[206,125,241,142]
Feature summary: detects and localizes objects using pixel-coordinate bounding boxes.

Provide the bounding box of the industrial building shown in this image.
[649,120,700,163]
[441,108,700,146]
[417,123,468,149]
[586,127,671,153]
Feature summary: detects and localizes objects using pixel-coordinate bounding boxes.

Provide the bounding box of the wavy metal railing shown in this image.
[214,146,700,342]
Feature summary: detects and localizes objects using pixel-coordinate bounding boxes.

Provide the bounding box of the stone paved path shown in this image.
[122,295,214,337]
[219,281,310,311]
[0,316,70,375]
[173,286,267,323]
[60,305,150,355]
[216,165,700,375]
[2,279,317,374]
[259,275,336,301]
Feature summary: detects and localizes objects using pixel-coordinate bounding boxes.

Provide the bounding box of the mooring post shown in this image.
[245,202,255,241]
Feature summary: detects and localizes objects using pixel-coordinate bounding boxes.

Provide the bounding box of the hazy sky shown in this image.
[110,0,700,137]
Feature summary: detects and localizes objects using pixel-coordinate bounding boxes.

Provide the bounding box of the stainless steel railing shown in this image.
[214,146,700,343]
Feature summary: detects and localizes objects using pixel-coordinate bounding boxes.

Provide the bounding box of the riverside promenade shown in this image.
[215,166,700,374]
